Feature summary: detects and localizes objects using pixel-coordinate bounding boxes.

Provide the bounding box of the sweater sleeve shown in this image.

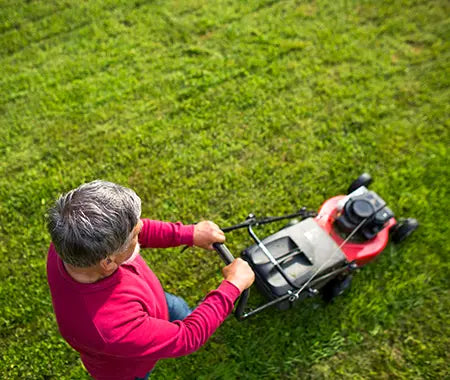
[138,218,195,248]
[100,281,241,359]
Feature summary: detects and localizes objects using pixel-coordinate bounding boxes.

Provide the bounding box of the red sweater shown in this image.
[47,219,240,380]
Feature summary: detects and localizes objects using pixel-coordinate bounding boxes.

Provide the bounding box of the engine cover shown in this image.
[242,218,347,303]
[335,187,394,240]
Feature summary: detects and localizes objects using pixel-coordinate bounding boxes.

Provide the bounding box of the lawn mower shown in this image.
[213,173,418,321]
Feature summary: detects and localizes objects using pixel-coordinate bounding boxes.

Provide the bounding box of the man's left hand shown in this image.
[193,221,225,250]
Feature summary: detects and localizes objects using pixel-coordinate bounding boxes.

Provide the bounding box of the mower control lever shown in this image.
[213,242,250,321]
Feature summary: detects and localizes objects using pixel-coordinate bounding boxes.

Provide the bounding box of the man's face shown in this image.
[112,220,143,266]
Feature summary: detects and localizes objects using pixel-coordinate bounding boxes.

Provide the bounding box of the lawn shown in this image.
[0,0,448,378]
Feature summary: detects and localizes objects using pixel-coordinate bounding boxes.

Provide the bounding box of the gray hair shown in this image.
[47,180,142,267]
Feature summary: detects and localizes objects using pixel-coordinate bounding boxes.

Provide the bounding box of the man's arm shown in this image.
[138,219,194,248]
[138,219,225,249]
[98,259,254,360]
[102,280,241,359]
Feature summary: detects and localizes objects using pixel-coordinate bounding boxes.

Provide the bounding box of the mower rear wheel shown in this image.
[322,275,353,303]
[391,218,419,243]
[347,173,373,194]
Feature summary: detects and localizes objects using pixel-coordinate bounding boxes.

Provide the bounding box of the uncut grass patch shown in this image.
[0,0,449,378]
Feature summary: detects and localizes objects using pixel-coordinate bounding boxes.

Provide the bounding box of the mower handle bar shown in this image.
[212,242,250,321]
[221,208,317,233]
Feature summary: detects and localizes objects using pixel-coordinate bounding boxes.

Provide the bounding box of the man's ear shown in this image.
[100,257,118,274]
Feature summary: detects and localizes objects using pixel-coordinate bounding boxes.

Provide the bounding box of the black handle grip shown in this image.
[235,288,250,320]
[213,242,235,264]
[213,242,249,321]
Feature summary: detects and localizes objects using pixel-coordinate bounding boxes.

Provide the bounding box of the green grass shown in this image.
[0,0,449,378]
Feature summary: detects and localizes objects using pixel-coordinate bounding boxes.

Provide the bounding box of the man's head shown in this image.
[47,180,142,268]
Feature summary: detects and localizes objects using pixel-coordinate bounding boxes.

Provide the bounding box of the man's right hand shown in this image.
[222,258,255,293]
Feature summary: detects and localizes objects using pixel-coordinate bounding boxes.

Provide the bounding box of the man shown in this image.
[46,180,254,380]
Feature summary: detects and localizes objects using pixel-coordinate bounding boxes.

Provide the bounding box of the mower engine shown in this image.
[334,187,394,241]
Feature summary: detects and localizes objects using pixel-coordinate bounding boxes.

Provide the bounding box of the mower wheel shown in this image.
[347,173,373,194]
[322,275,352,303]
[391,218,419,243]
